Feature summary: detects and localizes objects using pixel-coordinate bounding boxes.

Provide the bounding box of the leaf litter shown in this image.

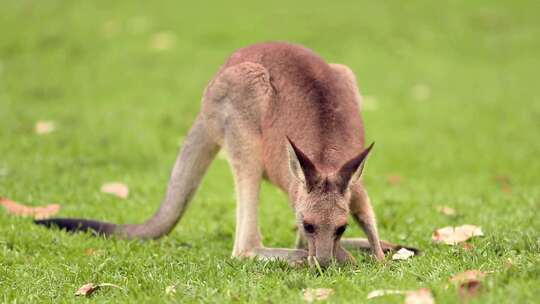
[449,270,489,300]
[100,182,129,199]
[303,288,334,302]
[367,288,434,304]
[35,120,55,134]
[75,283,124,297]
[432,225,484,245]
[392,248,415,260]
[0,197,60,219]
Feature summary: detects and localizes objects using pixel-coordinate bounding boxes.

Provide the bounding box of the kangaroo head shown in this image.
[286,138,374,266]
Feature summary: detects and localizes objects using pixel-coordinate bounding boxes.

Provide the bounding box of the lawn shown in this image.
[1,0,539,303]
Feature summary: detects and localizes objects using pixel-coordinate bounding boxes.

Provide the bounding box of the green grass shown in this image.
[1,0,539,303]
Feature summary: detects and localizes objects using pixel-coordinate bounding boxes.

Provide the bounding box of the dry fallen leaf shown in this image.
[367,289,406,299]
[75,283,98,296]
[392,248,415,260]
[75,283,124,297]
[405,288,434,304]
[449,270,487,284]
[100,182,129,199]
[436,205,457,216]
[0,197,60,219]
[458,280,482,299]
[387,175,402,185]
[432,225,484,245]
[450,270,487,300]
[35,121,55,134]
[303,288,334,302]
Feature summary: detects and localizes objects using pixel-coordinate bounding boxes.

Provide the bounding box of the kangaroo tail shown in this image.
[34,115,219,239]
[34,218,116,235]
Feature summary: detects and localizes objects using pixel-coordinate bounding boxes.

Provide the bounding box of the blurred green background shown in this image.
[1,1,539,303]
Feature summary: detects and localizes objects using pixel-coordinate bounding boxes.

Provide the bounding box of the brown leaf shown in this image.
[303,288,334,302]
[0,197,60,219]
[35,121,55,134]
[387,175,402,185]
[100,182,129,199]
[75,283,124,297]
[392,248,415,260]
[366,289,406,299]
[450,270,488,300]
[432,225,484,245]
[436,205,457,216]
[458,280,482,299]
[75,283,98,296]
[449,270,487,284]
[405,288,434,304]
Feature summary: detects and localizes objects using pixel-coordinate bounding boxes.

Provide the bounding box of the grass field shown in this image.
[1,0,539,303]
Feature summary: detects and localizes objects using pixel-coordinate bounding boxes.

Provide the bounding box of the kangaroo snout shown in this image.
[314,255,333,268]
[312,240,335,267]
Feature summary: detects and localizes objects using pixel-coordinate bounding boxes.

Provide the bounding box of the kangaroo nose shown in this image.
[315,256,332,268]
[313,242,334,268]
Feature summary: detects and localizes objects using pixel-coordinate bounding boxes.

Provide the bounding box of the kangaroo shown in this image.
[36,42,414,266]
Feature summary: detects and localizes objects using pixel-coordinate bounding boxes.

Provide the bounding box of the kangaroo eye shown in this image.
[303,223,315,234]
[335,225,347,237]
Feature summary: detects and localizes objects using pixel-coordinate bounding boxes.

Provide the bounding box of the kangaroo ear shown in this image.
[286,137,319,191]
[337,142,374,192]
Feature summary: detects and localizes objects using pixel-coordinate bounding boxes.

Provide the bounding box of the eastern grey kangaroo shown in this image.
[36,42,415,266]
